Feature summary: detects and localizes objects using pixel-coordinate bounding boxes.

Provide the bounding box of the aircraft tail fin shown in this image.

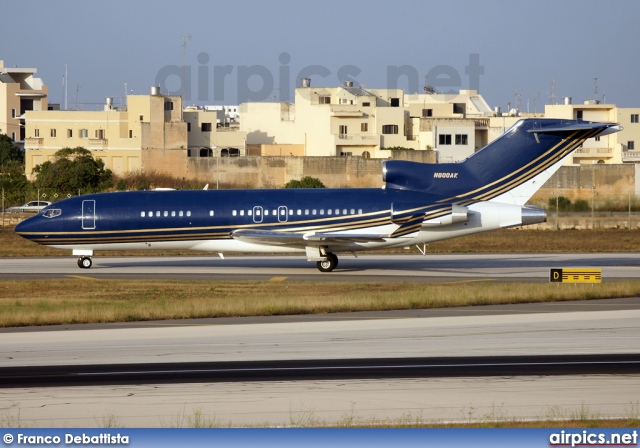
[383,119,621,206]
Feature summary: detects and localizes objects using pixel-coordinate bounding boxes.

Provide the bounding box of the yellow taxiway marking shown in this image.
[65,275,99,280]
[269,276,288,282]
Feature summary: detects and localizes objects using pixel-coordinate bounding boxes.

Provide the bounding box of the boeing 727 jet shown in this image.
[15,119,621,272]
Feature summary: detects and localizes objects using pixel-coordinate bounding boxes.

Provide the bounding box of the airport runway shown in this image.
[1,299,639,426]
[2,252,640,282]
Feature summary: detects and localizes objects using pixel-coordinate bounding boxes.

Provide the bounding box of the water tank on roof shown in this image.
[150,86,160,95]
[301,78,311,88]
[344,80,354,87]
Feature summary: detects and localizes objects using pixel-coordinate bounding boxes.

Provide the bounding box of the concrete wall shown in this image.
[533,164,637,205]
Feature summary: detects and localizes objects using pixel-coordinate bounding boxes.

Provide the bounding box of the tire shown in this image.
[316,253,338,272]
[78,257,92,269]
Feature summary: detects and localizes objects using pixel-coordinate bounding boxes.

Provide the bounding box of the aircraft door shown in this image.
[253,206,263,223]
[277,206,288,222]
[82,200,96,230]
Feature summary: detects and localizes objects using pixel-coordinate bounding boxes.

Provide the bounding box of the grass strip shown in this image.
[2,279,640,328]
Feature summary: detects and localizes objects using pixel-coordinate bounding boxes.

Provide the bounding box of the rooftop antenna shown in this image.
[514,89,522,112]
[180,34,191,98]
[64,64,68,110]
[593,77,598,102]
[75,83,81,110]
[533,92,539,115]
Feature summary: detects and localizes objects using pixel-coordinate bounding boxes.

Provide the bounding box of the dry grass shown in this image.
[2,278,640,327]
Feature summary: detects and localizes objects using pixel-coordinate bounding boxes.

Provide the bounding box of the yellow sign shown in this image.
[550,268,602,283]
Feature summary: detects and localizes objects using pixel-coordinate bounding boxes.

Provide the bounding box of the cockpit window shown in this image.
[43,209,62,218]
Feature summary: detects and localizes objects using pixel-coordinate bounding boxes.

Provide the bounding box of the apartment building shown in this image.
[24,89,187,178]
[241,80,411,158]
[0,60,48,148]
[183,107,247,157]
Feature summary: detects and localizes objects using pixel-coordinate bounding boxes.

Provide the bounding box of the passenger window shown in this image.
[297,210,301,215]
[171,211,176,217]
[141,211,145,217]
[156,211,160,217]
[350,209,355,214]
[186,211,191,217]
[248,210,252,216]
[335,209,340,215]
[320,210,324,215]
[343,209,347,215]
[209,211,214,216]
[327,209,332,215]
[358,209,362,214]
[265,210,269,216]
[179,211,184,217]
[148,211,153,217]
[240,210,244,216]
[289,209,293,215]
[232,210,237,216]
[304,209,309,215]
[312,209,317,215]
[164,211,168,217]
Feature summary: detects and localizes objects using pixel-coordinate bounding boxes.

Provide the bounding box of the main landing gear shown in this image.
[316,253,338,272]
[77,256,93,269]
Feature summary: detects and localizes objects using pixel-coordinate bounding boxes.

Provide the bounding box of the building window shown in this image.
[95,129,105,139]
[361,123,368,132]
[67,129,73,138]
[422,109,433,117]
[319,96,331,104]
[595,136,601,142]
[453,103,465,114]
[439,134,452,145]
[632,114,639,123]
[129,130,133,138]
[455,134,468,145]
[187,122,191,132]
[390,98,400,107]
[576,111,583,120]
[34,129,40,137]
[139,115,144,122]
[11,109,16,118]
[362,102,370,107]
[81,129,88,138]
[50,129,57,138]
[339,125,348,137]
[629,141,635,150]
[164,101,174,111]
[201,123,212,132]
[382,124,399,134]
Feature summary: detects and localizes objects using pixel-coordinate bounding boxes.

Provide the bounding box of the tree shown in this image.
[32,147,113,195]
[283,176,326,189]
[0,134,23,166]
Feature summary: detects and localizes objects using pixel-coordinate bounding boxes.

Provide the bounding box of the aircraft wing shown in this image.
[231,229,391,247]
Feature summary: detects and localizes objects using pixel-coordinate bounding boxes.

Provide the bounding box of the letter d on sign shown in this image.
[550,269,562,282]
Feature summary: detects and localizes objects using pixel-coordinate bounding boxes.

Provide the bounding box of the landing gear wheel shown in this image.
[316,253,338,272]
[78,256,93,269]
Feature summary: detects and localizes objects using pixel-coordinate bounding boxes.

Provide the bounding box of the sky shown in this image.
[2,0,639,111]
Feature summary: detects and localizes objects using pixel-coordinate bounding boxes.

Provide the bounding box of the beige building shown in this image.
[24,89,187,178]
[241,80,412,158]
[241,83,502,162]
[183,107,247,158]
[0,60,48,147]
[544,100,640,165]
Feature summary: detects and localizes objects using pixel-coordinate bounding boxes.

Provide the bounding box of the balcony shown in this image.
[88,138,108,150]
[574,147,613,156]
[622,151,640,163]
[24,137,44,148]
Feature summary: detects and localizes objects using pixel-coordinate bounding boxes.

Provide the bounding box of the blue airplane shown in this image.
[15,119,621,272]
